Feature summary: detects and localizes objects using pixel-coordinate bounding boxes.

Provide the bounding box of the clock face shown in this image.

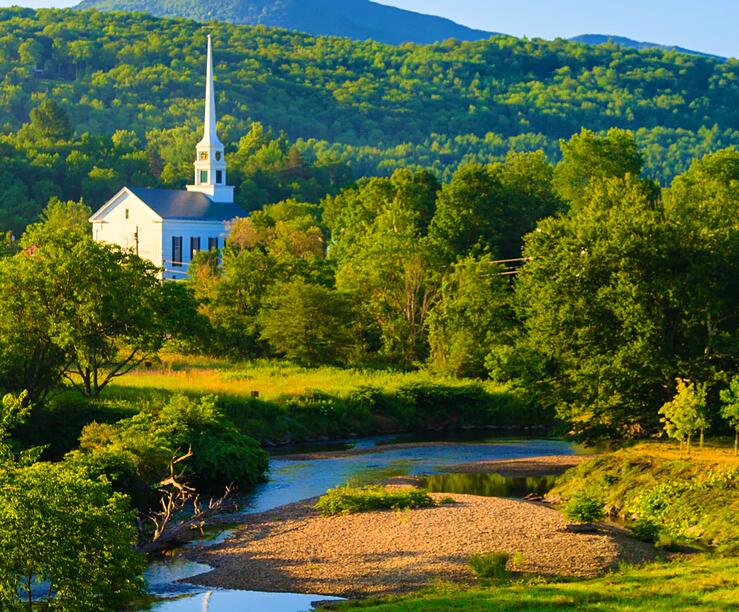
[200,152,208,161]
[215,151,222,161]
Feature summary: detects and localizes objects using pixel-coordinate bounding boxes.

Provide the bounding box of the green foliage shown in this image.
[562,493,605,523]
[314,485,433,516]
[68,394,268,500]
[553,128,644,209]
[0,462,145,610]
[510,145,739,438]
[331,555,739,610]
[0,8,736,231]
[260,278,358,365]
[0,224,179,401]
[720,377,739,454]
[659,378,710,452]
[552,448,739,550]
[27,99,72,142]
[426,254,512,378]
[468,551,511,580]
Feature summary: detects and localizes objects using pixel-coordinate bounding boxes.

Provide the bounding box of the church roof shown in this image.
[128,187,244,221]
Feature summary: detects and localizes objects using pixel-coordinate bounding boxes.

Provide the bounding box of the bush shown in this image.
[631,517,661,542]
[314,485,434,516]
[468,552,511,580]
[68,394,269,503]
[563,493,605,523]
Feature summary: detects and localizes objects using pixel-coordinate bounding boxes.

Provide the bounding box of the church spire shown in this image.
[187,35,234,203]
[200,34,223,149]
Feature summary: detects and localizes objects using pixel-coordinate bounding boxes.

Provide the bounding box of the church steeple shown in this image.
[187,35,234,203]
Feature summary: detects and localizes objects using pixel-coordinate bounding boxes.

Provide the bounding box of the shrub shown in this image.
[631,517,661,542]
[68,394,269,502]
[563,493,605,523]
[314,485,434,516]
[468,552,511,580]
[438,496,456,505]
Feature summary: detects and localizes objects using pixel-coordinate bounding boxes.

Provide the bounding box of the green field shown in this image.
[336,555,739,611]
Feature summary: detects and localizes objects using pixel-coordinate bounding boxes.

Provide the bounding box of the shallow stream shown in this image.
[144,434,574,611]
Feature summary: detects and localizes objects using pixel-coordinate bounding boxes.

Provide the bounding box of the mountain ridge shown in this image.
[570,34,723,60]
[74,0,497,45]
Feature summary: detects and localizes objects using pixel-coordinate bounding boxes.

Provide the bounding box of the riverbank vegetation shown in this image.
[334,555,739,611]
[314,485,434,516]
[551,444,739,553]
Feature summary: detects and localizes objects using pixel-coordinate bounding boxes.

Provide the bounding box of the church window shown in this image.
[199,170,208,184]
[190,237,201,259]
[215,151,222,161]
[172,236,183,267]
[208,237,218,251]
[125,208,129,219]
[216,170,223,184]
[200,151,208,161]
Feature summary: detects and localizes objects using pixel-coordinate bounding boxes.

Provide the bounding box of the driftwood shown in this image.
[137,448,237,554]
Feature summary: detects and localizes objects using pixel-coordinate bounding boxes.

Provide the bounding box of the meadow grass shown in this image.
[336,555,739,611]
[110,352,505,400]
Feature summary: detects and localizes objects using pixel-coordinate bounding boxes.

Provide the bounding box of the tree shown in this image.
[327,170,442,366]
[0,251,68,404]
[260,279,357,365]
[54,238,170,397]
[429,162,506,260]
[0,227,175,400]
[719,377,739,455]
[553,128,644,209]
[21,197,91,247]
[426,255,512,378]
[0,462,145,610]
[0,391,30,461]
[28,99,73,142]
[659,378,709,455]
[663,149,739,382]
[513,175,672,437]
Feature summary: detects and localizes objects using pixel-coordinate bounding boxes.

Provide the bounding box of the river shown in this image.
[143,434,574,611]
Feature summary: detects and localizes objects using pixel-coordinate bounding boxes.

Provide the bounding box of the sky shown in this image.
[1,0,736,58]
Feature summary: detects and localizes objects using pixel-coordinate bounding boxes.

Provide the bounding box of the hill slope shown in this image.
[0,6,737,232]
[571,34,724,60]
[74,0,496,45]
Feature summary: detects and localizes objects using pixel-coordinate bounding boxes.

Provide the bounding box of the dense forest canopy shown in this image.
[0,7,738,231]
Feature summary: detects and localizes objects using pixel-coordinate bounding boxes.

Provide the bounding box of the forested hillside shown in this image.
[0,7,738,231]
[75,0,495,45]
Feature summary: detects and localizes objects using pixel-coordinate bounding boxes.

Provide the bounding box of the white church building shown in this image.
[90,36,243,279]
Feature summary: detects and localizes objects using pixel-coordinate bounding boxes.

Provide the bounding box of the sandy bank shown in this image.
[185,491,655,597]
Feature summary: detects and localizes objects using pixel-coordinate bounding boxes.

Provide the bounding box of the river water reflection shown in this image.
[144,435,574,611]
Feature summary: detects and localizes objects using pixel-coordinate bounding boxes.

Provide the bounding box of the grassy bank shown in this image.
[18,354,550,459]
[334,555,739,611]
[551,443,739,552]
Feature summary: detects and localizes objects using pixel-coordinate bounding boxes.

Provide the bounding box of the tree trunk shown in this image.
[734,431,738,457]
[699,429,704,450]
[687,434,692,457]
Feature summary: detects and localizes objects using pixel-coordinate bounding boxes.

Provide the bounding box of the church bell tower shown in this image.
[187,35,234,204]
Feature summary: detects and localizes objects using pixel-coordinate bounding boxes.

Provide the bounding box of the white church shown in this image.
[89,36,243,279]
